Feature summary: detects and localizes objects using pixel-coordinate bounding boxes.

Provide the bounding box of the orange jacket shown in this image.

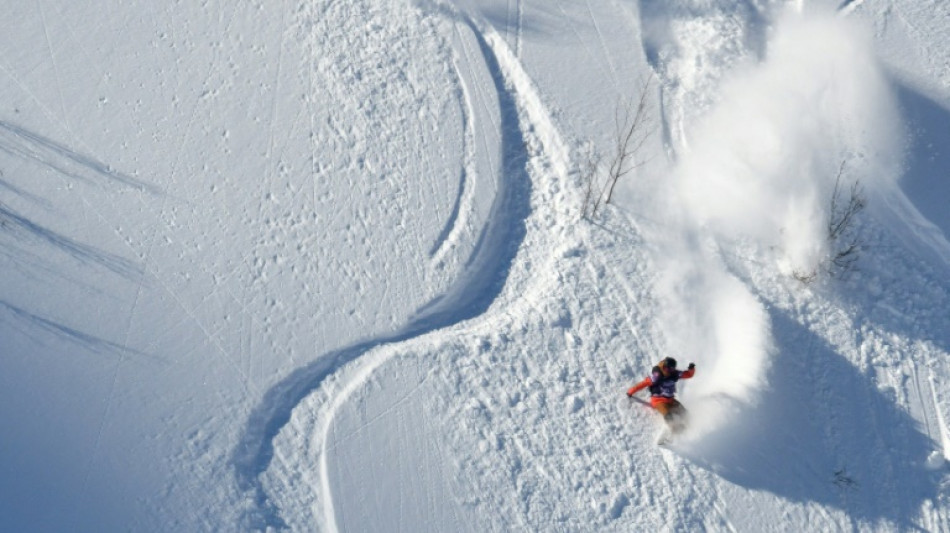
[627,366,695,407]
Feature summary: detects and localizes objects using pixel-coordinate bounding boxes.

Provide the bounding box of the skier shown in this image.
[626,357,696,435]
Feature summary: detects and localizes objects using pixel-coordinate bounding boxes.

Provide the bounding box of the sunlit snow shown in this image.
[1,0,948,531]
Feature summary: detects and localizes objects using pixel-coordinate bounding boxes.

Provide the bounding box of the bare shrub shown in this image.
[581,76,655,219]
[827,161,866,273]
[793,160,867,282]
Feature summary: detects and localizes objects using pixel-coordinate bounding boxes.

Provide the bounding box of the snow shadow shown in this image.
[0,121,150,278]
[680,310,939,528]
[0,300,146,358]
[0,174,50,207]
[233,17,532,529]
[0,202,143,279]
[0,120,159,194]
[894,82,950,243]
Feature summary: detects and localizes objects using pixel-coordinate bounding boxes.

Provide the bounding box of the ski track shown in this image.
[428,33,477,264]
[637,0,769,155]
[232,7,547,529]
[838,0,867,16]
[929,372,950,461]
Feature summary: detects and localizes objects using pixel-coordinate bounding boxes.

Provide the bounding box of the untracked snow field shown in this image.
[1,0,949,531]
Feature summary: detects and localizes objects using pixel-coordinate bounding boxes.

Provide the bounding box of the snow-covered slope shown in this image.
[0,0,948,531]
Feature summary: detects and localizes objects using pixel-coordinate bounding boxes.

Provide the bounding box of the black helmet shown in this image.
[663,357,677,369]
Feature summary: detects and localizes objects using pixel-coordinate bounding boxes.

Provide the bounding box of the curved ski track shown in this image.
[231,7,572,530]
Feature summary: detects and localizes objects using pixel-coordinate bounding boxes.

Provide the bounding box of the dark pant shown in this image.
[655,400,687,431]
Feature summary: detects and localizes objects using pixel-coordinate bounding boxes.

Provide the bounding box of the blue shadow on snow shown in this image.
[679,310,940,530]
[893,81,950,244]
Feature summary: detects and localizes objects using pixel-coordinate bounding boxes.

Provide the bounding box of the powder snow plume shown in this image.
[676,7,903,273]
[634,7,904,443]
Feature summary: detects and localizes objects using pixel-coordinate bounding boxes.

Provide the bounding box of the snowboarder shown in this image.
[626,357,695,435]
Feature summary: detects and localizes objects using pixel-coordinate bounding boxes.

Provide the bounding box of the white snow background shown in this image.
[1,0,949,531]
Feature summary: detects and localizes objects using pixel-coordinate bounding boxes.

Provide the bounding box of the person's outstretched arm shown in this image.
[679,363,696,380]
[626,376,652,397]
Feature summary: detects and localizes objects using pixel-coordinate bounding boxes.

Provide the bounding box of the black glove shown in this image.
[626,391,633,398]
[688,363,695,370]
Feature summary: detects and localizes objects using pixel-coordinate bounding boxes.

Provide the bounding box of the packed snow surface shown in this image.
[1,0,949,531]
